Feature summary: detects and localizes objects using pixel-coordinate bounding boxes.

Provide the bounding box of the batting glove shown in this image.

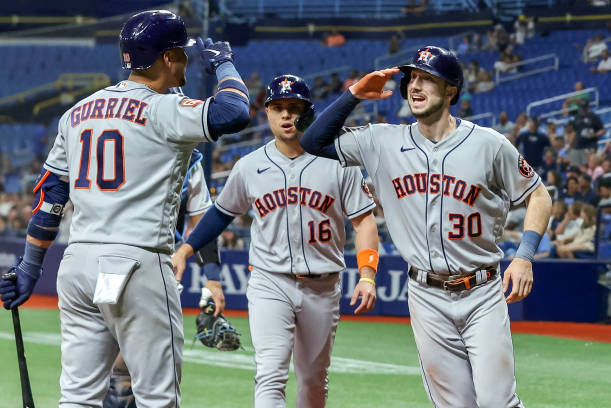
[0,257,42,310]
[295,105,315,132]
[196,37,234,75]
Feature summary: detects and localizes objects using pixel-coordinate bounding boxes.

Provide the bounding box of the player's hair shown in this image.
[580,204,597,228]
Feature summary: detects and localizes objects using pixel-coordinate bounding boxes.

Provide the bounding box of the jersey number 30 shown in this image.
[448,212,482,240]
[75,129,125,191]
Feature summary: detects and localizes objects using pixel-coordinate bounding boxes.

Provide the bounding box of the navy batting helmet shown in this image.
[264,75,312,106]
[119,10,195,70]
[399,46,463,105]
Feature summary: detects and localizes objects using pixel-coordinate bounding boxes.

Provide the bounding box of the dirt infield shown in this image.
[25,295,611,343]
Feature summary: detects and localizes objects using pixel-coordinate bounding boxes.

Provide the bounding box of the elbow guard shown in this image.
[27,170,69,241]
[207,91,251,138]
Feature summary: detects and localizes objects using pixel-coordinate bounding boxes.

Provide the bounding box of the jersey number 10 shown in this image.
[75,129,125,191]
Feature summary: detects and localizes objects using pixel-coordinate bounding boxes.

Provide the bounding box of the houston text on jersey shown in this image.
[254,187,335,217]
[391,172,482,206]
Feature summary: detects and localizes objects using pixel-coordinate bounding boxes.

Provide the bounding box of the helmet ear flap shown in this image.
[400,73,410,100]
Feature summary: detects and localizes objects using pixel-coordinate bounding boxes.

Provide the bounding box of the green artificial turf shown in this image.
[0,309,609,407]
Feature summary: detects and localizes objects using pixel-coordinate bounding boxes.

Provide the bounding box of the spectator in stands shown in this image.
[470,33,483,51]
[512,15,535,45]
[515,118,549,169]
[0,192,13,217]
[546,169,563,201]
[389,35,400,54]
[323,29,346,47]
[554,204,597,259]
[246,72,265,109]
[326,72,343,94]
[177,0,195,18]
[494,45,522,74]
[311,76,329,101]
[547,200,568,240]
[464,60,483,85]
[0,216,8,238]
[562,176,583,206]
[539,149,558,176]
[457,36,471,55]
[590,49,611,73]
[559,123,588,168]
[578,173,598,205]
[493,111,515,137]
[458,99,473,118]
[220,229,245,249]
[343,70,359,91]
[597,176,611,208]
[474,71,494,93]
[571,99,605,152]
[562,81,589,117]
[582,34,608,62]
[495,24,511,51]
[546,121,558,142]
[402,0,427,15]
[550,133,565,157]
[483,28,499,51]
[586,154,605,181]
[553,200,583,242]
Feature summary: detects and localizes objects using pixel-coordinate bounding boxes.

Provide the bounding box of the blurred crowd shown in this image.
[1,19,610,256]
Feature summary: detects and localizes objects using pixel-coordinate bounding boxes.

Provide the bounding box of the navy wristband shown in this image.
[203,263,221,282]
[217,78,249,95]
[23,241,47,270]
[216,61,243,82]
[514,230,542,262]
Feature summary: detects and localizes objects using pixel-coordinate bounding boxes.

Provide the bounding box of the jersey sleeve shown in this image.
[186,163,213,216]
[44,115,69,177]
[150,94,215,145]
[493,137,541,206]
[340,166,376,219]
[334,124,381,174]
[214,160,251,216]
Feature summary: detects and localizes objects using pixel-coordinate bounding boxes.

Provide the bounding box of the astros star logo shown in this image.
[279,78,294,93]
[417,48,434,63]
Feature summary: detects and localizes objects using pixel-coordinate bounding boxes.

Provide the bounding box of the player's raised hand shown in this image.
[196,37,234,75]
[502,257,533,304]
[350,269,377,314]
[205,280,226,317]
[349,67,400,100]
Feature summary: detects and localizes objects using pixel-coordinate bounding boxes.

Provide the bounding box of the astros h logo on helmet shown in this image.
[417,48,434,63]
[279,78,294,93]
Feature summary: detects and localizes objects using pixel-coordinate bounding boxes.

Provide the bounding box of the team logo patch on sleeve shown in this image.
[180,98,204,107]
[361,179,373,198]
[518,155,535,178]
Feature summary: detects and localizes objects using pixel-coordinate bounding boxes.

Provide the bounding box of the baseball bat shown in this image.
[2,272,35,408]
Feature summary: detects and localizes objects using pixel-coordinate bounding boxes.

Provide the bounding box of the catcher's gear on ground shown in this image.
[195,301,241,351]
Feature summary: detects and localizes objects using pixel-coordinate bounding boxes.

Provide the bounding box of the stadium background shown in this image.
[0,0,610,406]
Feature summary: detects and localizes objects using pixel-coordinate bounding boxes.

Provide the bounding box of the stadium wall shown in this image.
[0,238,607,322]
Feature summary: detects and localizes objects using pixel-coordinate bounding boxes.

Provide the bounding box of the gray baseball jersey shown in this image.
[46,79,218,407]
[215,140,375,274]
[45,80,215,253]
[186,162,213,217]
[335,119,534,407]
[335,120,541,275]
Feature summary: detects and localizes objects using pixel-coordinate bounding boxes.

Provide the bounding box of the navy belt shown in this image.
[408,267,497,292]
[294,272,339,279]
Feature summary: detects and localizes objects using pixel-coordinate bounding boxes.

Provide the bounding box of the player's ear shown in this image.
[446,84,457,101]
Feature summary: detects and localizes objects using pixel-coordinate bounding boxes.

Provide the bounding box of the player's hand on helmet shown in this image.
[196,37,234,75]
[172,244,194,282]
[205,280,225,317]
[349,68,400,100]
[502,257,533,304]
[0,257,42,310]
[350,267,377,314]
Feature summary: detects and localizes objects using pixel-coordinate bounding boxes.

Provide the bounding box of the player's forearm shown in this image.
[352,212,379,279]
[300,89,360,159]
[185,206,234,253]
[207,91,251,138]
[523,183,552,235]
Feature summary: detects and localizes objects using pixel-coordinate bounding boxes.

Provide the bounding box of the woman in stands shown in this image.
[555,204,597,258]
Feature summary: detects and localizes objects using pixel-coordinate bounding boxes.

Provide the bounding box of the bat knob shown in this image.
[2,271,17,282]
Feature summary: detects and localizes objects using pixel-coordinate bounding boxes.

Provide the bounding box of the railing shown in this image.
[494,53,558,84]
[0,73,110,107]
[526,87,599,119]
[463,112,496,127]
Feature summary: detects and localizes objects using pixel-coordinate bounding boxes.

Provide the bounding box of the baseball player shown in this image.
[172,74,380,407]
[0,9,249,407]
[300,46,552,407]
[104,148,226,407]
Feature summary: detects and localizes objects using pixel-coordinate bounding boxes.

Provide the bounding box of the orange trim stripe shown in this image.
[32,190,45,214]
[33,170,51,193]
